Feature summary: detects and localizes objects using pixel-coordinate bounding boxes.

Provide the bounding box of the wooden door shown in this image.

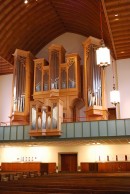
[73,106,76,122]
[108,108,116,120]
[61,154,77,172]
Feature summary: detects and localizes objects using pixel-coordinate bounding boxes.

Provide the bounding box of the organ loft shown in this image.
[10,36,108,136]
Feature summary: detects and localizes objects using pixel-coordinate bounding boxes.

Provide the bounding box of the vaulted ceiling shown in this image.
[0,0,130,75]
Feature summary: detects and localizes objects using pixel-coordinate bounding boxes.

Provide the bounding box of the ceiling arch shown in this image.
[0,0,130,75]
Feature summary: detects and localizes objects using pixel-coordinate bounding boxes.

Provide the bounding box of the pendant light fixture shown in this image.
[110,84,120,106]
[24,0,28,4]
[110,60,120,106]
[96,1,111,68]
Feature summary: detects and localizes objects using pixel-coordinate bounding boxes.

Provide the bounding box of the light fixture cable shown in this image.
[112,59,115,90]
[96,0,111,68]
[110,60,120,106]
[99,0,103,41]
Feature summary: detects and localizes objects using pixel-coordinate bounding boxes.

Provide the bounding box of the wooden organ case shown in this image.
[83,36,108,121]
[60,53,83,122]
[10,49,34,125]
[29,44,83,137]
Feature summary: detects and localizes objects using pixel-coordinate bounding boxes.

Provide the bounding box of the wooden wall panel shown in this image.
[81,162,130,173]
[1,162,56,174]
[48,163,56,173]
[80,162,89,172]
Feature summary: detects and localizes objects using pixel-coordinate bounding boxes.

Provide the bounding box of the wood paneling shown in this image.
[1,162,41,172]
[41,163,56,174]
[80,162,89,172]
[102,0,130,59]
[81,162,130,173]
[1,162,56,174]
[89,163,98,172]
[1,0,130,75]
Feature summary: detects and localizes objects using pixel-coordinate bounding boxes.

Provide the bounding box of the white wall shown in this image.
[0,144,130,165]
[36,32,86,65]
[0,74,13,124]
[117,58,130,119]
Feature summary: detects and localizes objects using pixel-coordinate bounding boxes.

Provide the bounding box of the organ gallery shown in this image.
[10,36,108,136]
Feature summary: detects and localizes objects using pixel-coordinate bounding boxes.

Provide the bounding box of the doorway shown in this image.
[59,153,77,172]
[108,107,116,120]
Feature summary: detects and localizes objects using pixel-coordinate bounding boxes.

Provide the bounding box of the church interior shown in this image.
[0,0,130,192]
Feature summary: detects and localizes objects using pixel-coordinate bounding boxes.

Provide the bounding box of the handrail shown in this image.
[0,121,10,126]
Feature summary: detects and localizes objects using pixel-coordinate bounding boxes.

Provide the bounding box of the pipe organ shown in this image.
[10,49,34,125]
[83,36,108,120]
[29,99,63,136]
[29,44,83,136]
[10,37,108,135]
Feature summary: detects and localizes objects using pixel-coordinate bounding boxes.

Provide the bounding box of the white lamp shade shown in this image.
[24,0,28,3]
[110,90,120,105]
[96,46,111,67]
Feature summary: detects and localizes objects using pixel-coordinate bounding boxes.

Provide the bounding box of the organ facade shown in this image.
[10,36,108,136]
